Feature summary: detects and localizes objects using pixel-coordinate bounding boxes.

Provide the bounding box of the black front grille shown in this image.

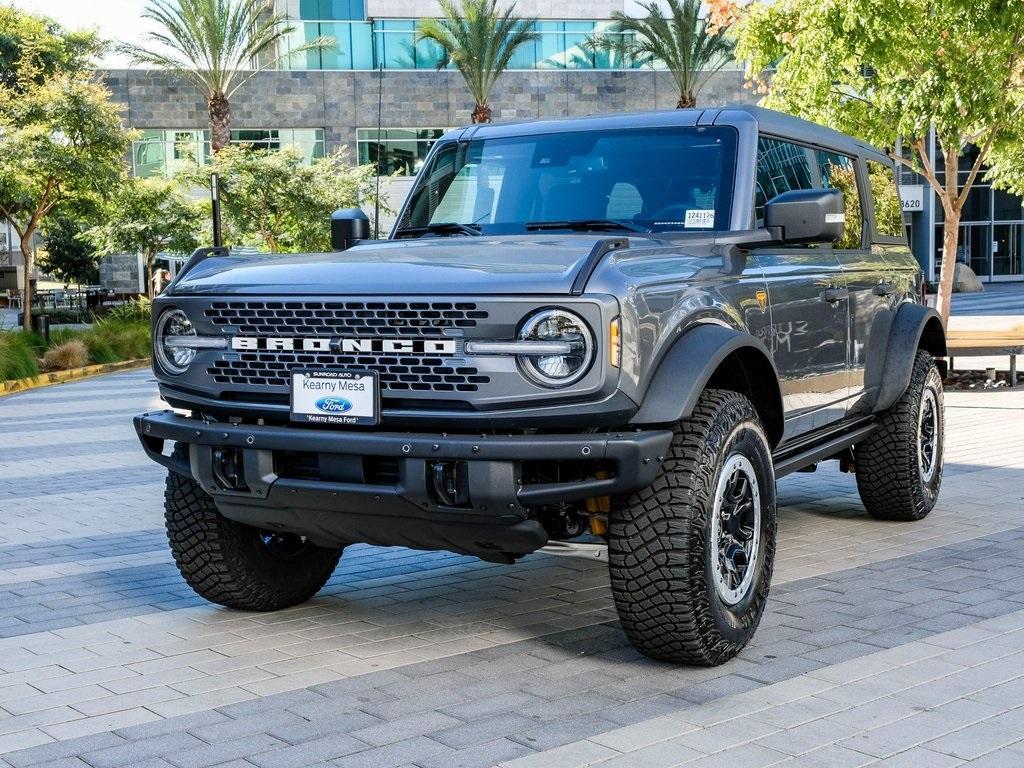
[204,300,488,337]
[209,351,490,393]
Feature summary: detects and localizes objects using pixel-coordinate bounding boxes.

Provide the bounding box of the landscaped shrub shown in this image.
[103,297,152,324]
[83,335,118,364]
[0,331,41,380]
[1,319,151,382]
[35,308,91,324]
[87,318,150,361]
[42,339,89,371]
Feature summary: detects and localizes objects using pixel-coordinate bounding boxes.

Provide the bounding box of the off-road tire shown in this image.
[165,444,343,611]
[855,350,944,521]
[609,390,777,665]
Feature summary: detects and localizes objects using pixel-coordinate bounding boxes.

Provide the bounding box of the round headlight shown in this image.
[517,309,594,387]
[155,308,196,375]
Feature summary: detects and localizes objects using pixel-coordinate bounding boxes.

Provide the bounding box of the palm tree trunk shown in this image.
[676,93,696,108]
[208,92,231,152]
[471,102,492,124]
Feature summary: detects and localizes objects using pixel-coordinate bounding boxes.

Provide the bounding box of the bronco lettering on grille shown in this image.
[230,337,458,355]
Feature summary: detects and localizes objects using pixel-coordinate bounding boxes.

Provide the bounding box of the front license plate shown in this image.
[290,370,378,426]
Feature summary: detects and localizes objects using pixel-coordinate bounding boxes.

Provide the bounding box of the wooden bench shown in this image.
[946,329,1024,387]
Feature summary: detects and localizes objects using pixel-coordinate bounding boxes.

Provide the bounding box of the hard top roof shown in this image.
[445,105,890,164]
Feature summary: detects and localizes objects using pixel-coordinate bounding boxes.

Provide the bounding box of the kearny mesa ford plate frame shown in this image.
[290,370,379,426]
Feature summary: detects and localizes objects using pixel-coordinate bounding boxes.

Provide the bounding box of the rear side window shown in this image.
[755,137,814,219]
[815,150,862,249]
[867,160,905,238]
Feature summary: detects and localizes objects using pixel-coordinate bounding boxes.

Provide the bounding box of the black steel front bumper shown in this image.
[134,410,672,561]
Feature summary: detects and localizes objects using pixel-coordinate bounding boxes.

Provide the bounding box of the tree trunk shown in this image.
[935,210,960,324]
[471,102,492,124]
[934,147,962,324]
[208,92,231,152]
[20,232,33,332]
[677,93,696,108]
[145,251,155,300]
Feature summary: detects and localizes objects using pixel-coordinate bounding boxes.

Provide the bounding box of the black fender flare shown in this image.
[873,303,947,413]
[630,323,784,447]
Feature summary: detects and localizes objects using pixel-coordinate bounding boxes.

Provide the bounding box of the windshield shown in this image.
[394,125,738,237]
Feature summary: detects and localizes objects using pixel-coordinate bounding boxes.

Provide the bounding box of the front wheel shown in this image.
[608,390,777,665]
[165,444,343,611]
[855,350,944,521]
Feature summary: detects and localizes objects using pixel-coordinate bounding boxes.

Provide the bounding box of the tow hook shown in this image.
[430,460,470,507]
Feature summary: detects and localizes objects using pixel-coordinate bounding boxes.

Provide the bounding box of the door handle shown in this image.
[820,286,849,303]
[873,281,896,297]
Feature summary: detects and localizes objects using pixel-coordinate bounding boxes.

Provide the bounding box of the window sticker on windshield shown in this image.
[685,209,716,228]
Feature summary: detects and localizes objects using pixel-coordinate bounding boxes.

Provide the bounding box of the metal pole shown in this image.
[375,64,383,240]
[211,172,223,248]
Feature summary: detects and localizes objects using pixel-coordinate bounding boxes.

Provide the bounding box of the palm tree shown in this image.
[122,0,329,151]
[417,0,539,124]
[588,0,734,109]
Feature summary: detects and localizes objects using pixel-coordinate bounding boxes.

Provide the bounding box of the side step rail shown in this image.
[773,420,876,478]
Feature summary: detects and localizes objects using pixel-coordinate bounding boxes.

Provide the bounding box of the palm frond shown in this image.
[586,0,733,104]
[126,0,328,99]
[417,0,538,108]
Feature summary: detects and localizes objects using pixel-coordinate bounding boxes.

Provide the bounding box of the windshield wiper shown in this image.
[525,219,650,234]
[394,222,481,238]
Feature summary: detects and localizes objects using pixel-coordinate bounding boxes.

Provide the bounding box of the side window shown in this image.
[816,150,863,249]
[867,160,905,238]
[755,137,814,220]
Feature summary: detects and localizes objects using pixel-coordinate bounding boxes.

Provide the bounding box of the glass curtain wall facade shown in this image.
[274,0,738,71]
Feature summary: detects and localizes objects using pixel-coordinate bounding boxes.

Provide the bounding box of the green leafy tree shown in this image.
[39,214,102,287]
[587,0,734,108]
[0,5,101,91]
[417,0,539,124]
[88,177,204,298]
[731,0,1024,322]
[0,9,130,331]
[183,146,379,253]
[121,0,330,151]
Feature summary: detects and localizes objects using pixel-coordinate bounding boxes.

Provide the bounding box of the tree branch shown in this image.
[957,126,999,209]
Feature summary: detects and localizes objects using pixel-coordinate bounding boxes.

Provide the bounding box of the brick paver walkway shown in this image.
[1,369,1023,767]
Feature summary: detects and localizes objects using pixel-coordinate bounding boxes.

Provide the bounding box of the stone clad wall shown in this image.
[103,68,755,160]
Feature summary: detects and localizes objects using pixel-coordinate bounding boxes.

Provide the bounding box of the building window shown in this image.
[357,128,447,176]
[131,128,325,177]
[291,0,365,20]
[276,17,738,71]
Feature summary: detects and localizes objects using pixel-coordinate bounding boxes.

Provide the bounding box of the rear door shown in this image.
[750,137,851,441]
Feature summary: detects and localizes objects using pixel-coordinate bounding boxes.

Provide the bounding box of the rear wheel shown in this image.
[855,350,944,521]
[608,390,777,665]
[165,444,343,611]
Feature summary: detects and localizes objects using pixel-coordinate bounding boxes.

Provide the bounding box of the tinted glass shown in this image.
[816,150,862,249]
[867,160,904,237]
[398,126,738,235]
[755,137,814,220]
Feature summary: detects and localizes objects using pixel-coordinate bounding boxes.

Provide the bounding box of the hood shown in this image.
[170,235,633,296]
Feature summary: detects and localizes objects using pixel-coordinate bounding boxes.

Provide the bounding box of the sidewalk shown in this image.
[0,372,1022,766]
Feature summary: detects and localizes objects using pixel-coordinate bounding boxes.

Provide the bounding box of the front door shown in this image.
[753,137,851,442]
[756,250,850,441]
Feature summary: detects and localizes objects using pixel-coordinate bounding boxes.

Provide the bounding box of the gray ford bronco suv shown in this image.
[135,106,947,665]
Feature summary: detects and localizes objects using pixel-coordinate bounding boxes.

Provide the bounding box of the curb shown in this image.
[1,359,151,396]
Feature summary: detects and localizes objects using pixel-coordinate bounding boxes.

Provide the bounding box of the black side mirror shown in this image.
[331,208,371,251]
[764,188,845,245]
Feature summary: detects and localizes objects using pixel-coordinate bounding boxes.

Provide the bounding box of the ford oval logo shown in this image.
[314,396,353,414]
